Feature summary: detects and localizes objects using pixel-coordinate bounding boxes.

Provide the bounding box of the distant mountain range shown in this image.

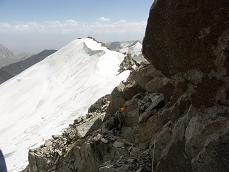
[0,44,18,68]
[107,40,147,63]
[106,40,140,51]
[0,49,56,84]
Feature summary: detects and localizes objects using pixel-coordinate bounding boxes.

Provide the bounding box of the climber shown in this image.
[0,149,7,172]
[113,105,127,135]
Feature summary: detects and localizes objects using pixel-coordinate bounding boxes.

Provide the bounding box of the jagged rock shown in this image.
[107,82,126,114]
[140,1,229,170]
[44,140,52,147]
[136,114,163,144]
[153,105,229,172]
[191,129,229,172]
[118,54,139,73]
[113,141,125,148]
[160,93,191,125]
[88,95,111,113]
[124,108,139,127]
[122,80,144,100]
[145,77,170,93]
[101,138,109,144]
[155,106,193,172]
[185,106,229,159]
[150,121,173,162]
[137,94,152,112]
[131,64,163,90]
[120,127,135,143]
[77,113,106,138]
[143,0,229,109]
[27,98,112,172]
[123,99,139,127]
[138,93,165,123]
[99,165,119,172]
[108,80,144,114]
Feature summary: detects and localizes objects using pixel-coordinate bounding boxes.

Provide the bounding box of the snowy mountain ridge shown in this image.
[107,40,147,63]
[119,41,142,56]
[107,40,141,51]
[0,38,129,172]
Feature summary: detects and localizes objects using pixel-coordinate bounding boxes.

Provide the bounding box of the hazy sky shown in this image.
[0,0,152,53]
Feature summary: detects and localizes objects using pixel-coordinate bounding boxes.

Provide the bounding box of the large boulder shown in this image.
[143,0,229,77]
[143,0,229,108]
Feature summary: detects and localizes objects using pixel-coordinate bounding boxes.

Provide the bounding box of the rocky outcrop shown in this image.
[118,54,139,74]
[25,0,229,172]
[141,0,229,171]
[143,0,229,77]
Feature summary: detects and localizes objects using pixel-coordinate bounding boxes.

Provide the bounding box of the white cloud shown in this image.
[0,19,147,52]
[0,19,146,35]
[98,17,111,22]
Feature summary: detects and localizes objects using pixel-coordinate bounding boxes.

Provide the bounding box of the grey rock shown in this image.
[139,94,165,123]
[143,0,228,77]
[113,141,125,148]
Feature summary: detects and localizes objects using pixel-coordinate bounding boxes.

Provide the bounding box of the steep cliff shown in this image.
[141,0,229,171]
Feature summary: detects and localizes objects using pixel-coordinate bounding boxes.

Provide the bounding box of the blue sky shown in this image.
[0,0,152,53]
[0,0,151,22]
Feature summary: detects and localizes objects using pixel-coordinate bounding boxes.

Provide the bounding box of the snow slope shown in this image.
[107,41,147,63]
[119,41,142,56]
[119,41,147,63]
[0,49,56,85]
[0,38,129,172]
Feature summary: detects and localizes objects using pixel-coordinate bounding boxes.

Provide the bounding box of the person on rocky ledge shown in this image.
[113,105,127,135]
[0,149,7,172]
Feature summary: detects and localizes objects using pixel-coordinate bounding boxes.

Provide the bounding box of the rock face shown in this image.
[141,0,229,171]
[142,0,229,107]
[143,0,229,77]
[25,1,229,172]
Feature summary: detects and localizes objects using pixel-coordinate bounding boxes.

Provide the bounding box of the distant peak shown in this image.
[0,43,15,61]
[129,40,142,47]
